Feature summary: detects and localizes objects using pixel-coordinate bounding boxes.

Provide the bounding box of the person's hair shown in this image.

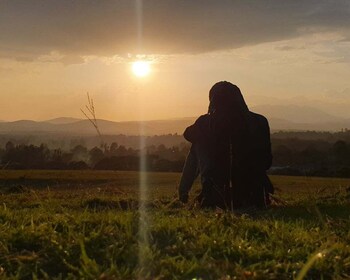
[209,81,248,113]
[208,81,250,137]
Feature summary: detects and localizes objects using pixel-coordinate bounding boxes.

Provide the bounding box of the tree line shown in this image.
[0,137,350,177]
[0,141,189,172]
[271,138,350,177]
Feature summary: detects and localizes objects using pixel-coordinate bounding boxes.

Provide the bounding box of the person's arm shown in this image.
[183,115,209,143]
[262,118,274,196]
[263,117,273,170]
[178,145,199,203]
[248,114,273,171]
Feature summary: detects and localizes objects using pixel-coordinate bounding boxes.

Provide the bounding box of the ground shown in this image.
[0,170,349,279]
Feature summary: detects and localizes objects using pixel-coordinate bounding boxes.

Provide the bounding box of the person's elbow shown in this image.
[183,127,191,142]
[183,126,198,143]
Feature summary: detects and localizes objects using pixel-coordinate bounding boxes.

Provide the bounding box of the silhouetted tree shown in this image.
[71,145,88,161]
[115,145,128,157]
[109,142,119,156]
[333,140,349,165]
[5,141,14,151]
[89,147,104,165]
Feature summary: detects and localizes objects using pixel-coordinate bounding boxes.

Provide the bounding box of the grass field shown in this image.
[0,170,349,279]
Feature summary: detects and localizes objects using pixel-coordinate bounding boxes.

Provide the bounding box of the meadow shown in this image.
[0,170,349,279]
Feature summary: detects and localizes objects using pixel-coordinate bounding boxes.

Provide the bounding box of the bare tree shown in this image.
[81,93,103,145]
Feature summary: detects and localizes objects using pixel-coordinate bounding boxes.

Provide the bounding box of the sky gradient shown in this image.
[0,0,350,121]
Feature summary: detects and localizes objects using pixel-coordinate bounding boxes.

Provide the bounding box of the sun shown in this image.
[132,60,151,77]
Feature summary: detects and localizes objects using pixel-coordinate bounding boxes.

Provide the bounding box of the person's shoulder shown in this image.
[197,114,210,120]
[249,111,270,132]
[249,111,269,123]
[183,114,210,143]
[195,114,210,125]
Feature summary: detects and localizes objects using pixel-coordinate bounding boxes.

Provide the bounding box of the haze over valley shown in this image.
[1,104,349,137]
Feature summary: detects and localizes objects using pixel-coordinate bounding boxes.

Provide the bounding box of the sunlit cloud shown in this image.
[0,0,349,61]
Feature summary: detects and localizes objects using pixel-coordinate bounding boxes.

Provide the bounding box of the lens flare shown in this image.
[132,60,150,77]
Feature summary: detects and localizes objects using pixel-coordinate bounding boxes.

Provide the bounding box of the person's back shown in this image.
[230,111,273,208]
[249,111,274,205]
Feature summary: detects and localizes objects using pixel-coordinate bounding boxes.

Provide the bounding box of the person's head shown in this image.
[208,81,248,114]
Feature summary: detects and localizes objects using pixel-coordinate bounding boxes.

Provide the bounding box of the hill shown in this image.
[0,105,350,135]
[0,118,195,136]
[45,117,83,124]
[251,104,342,123]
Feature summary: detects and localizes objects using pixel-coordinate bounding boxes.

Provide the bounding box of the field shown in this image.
[0,170,349,279]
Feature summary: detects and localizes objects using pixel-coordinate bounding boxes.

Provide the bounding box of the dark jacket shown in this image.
[230,111,273,208]
[183,111,273,209]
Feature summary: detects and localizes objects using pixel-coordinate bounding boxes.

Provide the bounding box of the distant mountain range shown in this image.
[0,118,195,135]
[45,117,82,124]
[0,105,349,135]
[251,105,350,131]
[251,105,343,123]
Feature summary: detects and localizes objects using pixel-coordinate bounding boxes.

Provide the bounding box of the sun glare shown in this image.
[132,60,151,77]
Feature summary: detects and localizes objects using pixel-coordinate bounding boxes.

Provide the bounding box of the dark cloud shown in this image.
[0,0,349,59]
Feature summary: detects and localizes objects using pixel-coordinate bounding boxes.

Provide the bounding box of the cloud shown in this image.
[0,0,349,60]
[275,45,306,51]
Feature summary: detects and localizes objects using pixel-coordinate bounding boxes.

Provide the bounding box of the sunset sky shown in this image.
[1,0,350,121]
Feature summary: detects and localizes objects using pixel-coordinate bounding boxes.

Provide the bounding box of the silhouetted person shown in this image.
[179,81,273,209]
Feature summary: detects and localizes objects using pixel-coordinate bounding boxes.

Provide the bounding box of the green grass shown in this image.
[0,171,349,279]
